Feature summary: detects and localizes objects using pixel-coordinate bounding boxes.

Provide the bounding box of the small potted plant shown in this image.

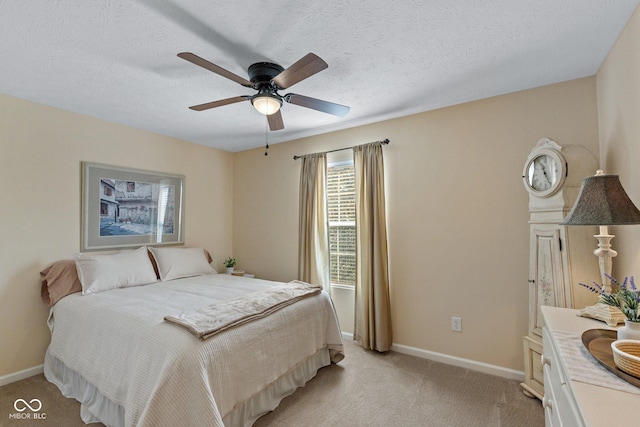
[580,275,640,339]
[223,257,236,274]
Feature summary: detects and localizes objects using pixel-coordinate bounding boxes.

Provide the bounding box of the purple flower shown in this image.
[580,275,640,322]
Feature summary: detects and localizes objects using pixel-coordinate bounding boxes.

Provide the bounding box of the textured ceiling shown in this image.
[0,0,638,152]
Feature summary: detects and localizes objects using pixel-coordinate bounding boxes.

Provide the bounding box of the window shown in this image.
[327,161,356,286]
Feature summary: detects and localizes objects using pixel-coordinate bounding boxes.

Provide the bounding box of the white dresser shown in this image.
[541,306,640,426]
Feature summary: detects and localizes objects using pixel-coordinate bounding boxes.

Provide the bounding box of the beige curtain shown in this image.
[297,153,330,292]
[353,142,392,352]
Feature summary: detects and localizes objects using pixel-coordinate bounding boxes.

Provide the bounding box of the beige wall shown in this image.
[597,6,640,277]
[0,94,234,378]
[233,77,600,371]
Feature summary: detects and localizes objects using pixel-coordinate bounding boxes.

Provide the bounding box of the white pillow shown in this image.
[149,247,216,281]
[75,246,158,295]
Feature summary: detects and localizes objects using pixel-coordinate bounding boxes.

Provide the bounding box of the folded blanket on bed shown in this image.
[164,280,323,340]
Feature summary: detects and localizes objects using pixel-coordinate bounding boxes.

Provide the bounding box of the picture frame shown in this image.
[81,162,184,251]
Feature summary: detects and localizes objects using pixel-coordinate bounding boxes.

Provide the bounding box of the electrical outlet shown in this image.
[451,316,462,332]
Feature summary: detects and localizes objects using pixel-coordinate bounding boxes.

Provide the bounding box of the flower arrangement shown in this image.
[222,257,237,268]
[580,275,640,322]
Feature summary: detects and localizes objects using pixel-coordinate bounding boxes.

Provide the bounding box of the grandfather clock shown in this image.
[521,138,600,399]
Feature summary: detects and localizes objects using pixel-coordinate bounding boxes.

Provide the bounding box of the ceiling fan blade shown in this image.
[285,93,350,117]
[267,109,284,131]
[178,52,253,88]
[272,53,328,89]
[189,96,250,111]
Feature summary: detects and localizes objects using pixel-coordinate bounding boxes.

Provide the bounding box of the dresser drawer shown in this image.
[542,368,560,427]
[542,327,585,427]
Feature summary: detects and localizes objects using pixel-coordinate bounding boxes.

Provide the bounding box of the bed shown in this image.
[41,246,344,427]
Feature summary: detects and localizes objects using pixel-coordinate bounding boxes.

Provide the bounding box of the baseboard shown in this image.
[0,364,44,387]
[341,331,354,341]
[390,342,524,381]
[341,333,522,381]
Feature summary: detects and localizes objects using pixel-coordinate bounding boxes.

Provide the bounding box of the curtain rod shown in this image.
[293,138,390,160]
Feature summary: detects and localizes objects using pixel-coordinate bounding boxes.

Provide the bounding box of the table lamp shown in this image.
[560,170,640,325]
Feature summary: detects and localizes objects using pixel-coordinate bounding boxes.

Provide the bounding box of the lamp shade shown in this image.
[561,174,640,225]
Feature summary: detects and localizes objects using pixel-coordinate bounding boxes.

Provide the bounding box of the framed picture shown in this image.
[81,162,184,251]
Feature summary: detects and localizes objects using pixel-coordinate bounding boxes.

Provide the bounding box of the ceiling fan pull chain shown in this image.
[264,120,269,156]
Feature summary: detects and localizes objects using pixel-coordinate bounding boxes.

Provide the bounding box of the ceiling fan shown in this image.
[178,52,350,131]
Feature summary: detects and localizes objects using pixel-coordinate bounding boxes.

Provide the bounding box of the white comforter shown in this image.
[46,274,344,427]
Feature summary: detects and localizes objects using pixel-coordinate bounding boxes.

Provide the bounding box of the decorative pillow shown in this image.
[148,247,216,281]
[75,246,158,295]
[40,259,83,306]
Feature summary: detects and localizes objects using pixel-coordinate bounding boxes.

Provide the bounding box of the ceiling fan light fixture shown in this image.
[251,94,282,115]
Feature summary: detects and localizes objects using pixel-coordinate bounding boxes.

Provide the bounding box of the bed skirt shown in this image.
[44,347,331,427]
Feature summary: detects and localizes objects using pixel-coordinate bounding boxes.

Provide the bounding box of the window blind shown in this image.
[327,164,356,286]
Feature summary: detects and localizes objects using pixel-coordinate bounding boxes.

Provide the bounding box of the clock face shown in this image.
[526,154,559,192]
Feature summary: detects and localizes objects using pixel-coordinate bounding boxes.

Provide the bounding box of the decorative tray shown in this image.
[581,329,640,387]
